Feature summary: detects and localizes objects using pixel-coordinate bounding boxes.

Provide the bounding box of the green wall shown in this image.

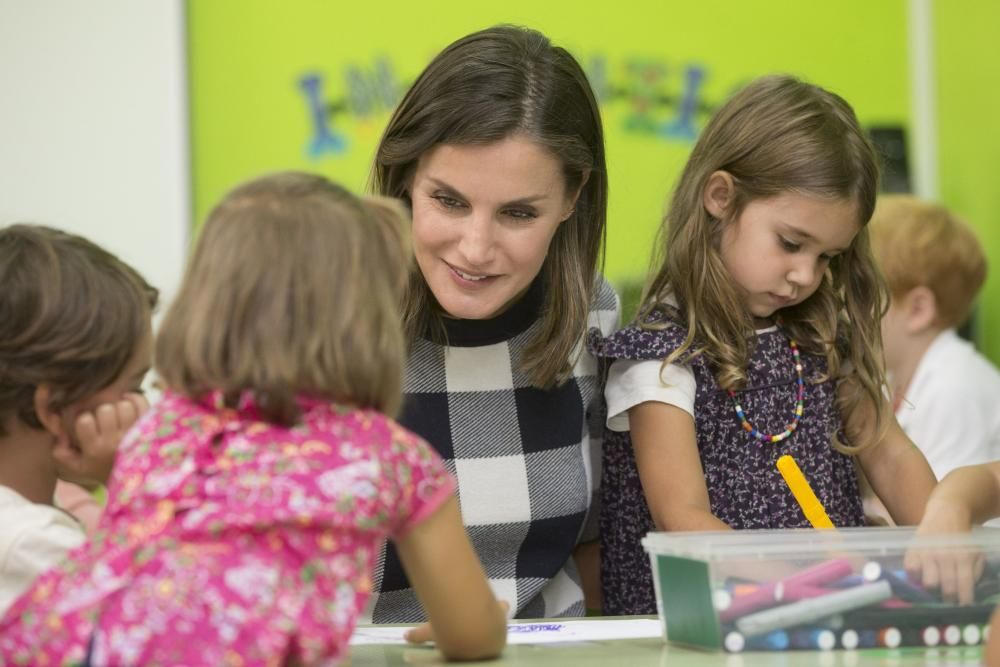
[188,0,910,291]
[935,1,1000,362]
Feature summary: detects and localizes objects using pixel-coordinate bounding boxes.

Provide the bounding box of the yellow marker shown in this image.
[776,454,835,529]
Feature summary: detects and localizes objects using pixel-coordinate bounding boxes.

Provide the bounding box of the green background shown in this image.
[188,0,999,360]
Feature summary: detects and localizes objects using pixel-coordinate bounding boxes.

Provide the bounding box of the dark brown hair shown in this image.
[0,225,157,436]
[371,25,607,388]
[156,172,411,424]
[643,75,886,454]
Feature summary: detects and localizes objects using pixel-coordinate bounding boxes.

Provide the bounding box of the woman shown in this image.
[366,25,619,621]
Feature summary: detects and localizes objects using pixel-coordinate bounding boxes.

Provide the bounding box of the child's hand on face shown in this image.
[71,392,149,485]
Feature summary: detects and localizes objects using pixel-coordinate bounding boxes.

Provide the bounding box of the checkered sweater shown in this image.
[365,277,620,622]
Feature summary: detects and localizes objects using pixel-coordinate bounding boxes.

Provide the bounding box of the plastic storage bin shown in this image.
[641,527,1000,652]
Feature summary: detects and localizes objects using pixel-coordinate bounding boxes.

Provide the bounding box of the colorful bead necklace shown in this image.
[728,337,805,444]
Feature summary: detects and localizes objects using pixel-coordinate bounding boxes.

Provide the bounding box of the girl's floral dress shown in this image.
[0,391,454,667]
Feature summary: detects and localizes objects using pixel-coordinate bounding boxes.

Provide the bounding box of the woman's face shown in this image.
[409,135,577,320]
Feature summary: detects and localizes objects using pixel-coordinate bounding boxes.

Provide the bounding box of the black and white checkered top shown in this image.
[364,276,620,621]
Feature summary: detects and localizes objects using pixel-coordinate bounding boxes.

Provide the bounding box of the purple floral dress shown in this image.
[0,391,454,666]
[589,313,864,615]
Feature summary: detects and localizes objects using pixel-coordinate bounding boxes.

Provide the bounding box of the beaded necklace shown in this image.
[728,337,805,444]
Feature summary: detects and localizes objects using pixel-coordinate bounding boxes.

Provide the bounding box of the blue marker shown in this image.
[839,628,877,650]
[861,562,937,603]
[723,630,790,652]
[789,628,836,651]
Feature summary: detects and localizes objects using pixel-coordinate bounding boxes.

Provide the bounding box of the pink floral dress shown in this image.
[0,391,455,666]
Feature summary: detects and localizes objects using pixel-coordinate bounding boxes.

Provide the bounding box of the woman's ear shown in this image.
[702,170,736,220]
[563,170,591,222]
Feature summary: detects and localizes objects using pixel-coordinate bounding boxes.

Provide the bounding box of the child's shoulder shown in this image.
[303,404,439,462]
[587,306,689,362]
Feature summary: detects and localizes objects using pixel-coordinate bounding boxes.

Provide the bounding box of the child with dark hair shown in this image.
[0,174,506,666]
[0,224,156,614]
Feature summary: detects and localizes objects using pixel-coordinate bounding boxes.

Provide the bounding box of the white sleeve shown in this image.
[0,512,84,615]
[604,358,696,432]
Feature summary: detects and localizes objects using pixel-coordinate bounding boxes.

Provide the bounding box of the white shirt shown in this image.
[606,322,778,431]
[896,329,1000,480]
[0,485,84,615]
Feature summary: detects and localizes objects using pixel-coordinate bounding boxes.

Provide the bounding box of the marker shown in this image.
[714,589,733,611]
[921,625,941,647]
[776,454,835,529]
[860,562,937,603]
[723,630,790,652]
[963,623,982,645]
[731,584,760,597]
[839,628,877,650]
[879,598,913,609]
[718,558,853,622]
[789,628,836,650]
[780,582,839,602]
[735,580,892,636]
[942,624,962,646]
[879,626,902,649]
[841,604,994,628]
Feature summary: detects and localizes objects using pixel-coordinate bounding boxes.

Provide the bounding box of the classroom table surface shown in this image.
[349,618,987,667]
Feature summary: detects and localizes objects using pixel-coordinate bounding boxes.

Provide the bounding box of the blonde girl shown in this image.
[0,173,506,665]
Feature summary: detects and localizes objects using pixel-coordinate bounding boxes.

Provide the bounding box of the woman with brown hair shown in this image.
[368,25,619,623]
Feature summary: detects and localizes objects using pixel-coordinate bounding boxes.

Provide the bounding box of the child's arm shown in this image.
[850,392,936,525]
[572,540,601,612]
[919,463,1000,533]
[54,480,103,534]
[394,495,507,660]
[630,401,731,531]
[902,463,1000,603]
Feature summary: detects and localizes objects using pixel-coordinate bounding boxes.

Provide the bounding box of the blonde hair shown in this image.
[371,25,606,388]
[0,225,157,436]
[870,195,986,330]
[642,75,887,455]
[156,172,411,424]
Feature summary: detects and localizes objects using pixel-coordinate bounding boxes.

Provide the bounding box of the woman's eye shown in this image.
[504,209,537,220]
[432,195,464,209]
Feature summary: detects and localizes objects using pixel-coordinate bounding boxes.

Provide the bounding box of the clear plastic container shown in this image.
[641,527,1000,652]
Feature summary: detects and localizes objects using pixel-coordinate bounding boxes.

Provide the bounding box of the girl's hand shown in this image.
[903,497,983,604]
[404,600,510,646]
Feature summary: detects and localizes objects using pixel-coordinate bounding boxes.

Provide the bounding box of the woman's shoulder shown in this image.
[590,274,620,311]
[587,274,622,336]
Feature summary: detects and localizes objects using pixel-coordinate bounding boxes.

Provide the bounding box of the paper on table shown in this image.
[349,618,663,646]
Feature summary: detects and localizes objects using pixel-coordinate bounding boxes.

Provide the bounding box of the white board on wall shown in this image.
[0,0,189,307]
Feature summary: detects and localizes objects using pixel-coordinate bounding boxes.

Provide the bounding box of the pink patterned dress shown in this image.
[0,391,455,667]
